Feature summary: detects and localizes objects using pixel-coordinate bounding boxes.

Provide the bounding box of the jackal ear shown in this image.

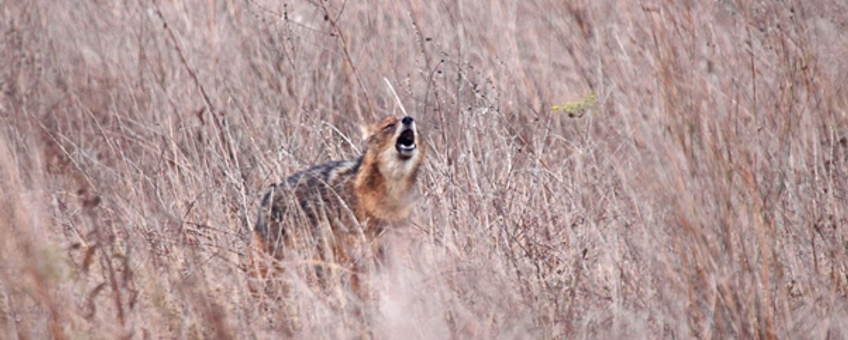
[360,124,374,140]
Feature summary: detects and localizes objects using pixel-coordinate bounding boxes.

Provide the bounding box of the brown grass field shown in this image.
[2,0,848,338]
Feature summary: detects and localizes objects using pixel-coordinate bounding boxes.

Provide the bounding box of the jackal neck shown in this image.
[353,154,421,225]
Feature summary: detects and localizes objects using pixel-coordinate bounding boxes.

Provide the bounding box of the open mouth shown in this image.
[395,129,417,159]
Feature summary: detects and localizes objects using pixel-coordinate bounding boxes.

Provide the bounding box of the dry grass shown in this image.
[2,0,848,338]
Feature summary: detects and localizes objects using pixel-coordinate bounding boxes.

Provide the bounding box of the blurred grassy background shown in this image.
[2,0,848,338]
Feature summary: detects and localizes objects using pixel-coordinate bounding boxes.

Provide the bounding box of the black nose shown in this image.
[402,116,413,126]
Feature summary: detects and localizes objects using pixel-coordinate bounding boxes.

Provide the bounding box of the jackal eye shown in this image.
[383,123,396,131]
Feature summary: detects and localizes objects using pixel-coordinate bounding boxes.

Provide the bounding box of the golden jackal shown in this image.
[251,115,425,290]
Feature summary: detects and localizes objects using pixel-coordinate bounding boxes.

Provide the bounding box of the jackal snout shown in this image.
[395,116,418,159]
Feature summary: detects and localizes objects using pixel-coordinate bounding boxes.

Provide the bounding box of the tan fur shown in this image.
[249,115,425,296]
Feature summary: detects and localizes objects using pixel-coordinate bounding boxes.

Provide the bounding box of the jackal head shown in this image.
[361,115,425,180]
